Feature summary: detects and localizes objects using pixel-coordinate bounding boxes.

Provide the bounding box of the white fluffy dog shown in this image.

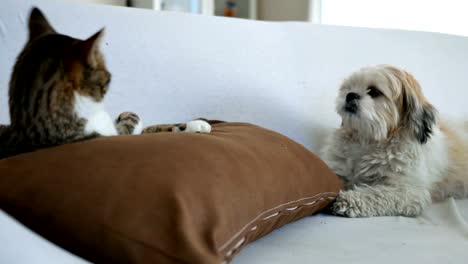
[322,65,468,217]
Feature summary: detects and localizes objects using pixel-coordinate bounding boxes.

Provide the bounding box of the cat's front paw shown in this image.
[116,112,143,135]
[184,120,211,134]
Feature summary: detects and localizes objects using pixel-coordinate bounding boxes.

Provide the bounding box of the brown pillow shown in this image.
[0,122,341,264]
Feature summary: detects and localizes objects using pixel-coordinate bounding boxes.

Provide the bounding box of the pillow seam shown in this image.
[217,191,338,252]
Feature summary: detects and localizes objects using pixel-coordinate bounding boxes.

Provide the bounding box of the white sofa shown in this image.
[1,0,468,263]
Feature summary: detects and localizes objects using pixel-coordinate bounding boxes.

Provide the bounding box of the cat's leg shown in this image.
[142,119,211,134]
[142,123,184,133]
[331,184,431,217]
[115,112,143,135]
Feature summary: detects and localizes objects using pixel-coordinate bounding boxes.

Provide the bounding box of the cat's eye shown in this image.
[367,85,382,98]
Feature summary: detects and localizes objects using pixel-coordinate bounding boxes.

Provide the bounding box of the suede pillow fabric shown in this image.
[0,122,341,264]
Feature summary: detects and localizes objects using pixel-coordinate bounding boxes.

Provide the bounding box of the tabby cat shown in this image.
[0,8,210,159]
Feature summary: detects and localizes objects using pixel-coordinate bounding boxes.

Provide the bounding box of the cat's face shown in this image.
[9,7,111,119]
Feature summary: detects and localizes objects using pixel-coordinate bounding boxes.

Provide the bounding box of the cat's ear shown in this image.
[28,7,56,40]
[75,29,105,67]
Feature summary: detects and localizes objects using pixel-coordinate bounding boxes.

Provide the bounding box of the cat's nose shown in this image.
[346,92,361,103]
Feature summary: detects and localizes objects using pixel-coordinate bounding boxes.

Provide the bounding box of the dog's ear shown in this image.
[386,66,437,144]
[403,94,437,144]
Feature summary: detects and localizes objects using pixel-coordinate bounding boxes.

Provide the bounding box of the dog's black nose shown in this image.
[346,92,361,103]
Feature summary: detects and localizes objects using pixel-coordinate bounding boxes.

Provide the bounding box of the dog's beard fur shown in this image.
[337,99,398,142]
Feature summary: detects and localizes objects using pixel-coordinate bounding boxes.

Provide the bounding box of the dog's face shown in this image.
[336,65,437,143]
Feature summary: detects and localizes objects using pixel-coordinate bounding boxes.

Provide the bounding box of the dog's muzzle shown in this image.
[344,92,360,114]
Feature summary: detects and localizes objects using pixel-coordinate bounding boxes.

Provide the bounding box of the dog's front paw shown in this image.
[116,112,143,135]
[184,120,211,134]
[332,191,367,218]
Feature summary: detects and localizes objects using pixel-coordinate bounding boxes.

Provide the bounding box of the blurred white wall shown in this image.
[321,0,468,37]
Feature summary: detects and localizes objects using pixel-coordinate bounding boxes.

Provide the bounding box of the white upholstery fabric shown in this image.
[1,0,467,263]
[234,199,468,264]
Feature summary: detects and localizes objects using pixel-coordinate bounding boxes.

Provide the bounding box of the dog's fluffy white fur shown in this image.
[322,65,468,217]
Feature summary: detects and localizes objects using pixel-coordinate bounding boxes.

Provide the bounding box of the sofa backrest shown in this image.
[1,0,468,152]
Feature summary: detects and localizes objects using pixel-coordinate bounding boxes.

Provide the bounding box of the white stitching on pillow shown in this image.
[221,193,337,262]
[218,192,337,252]
[262,212,279,220]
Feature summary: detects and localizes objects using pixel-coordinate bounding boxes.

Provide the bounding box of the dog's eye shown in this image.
[367,86,382,98]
